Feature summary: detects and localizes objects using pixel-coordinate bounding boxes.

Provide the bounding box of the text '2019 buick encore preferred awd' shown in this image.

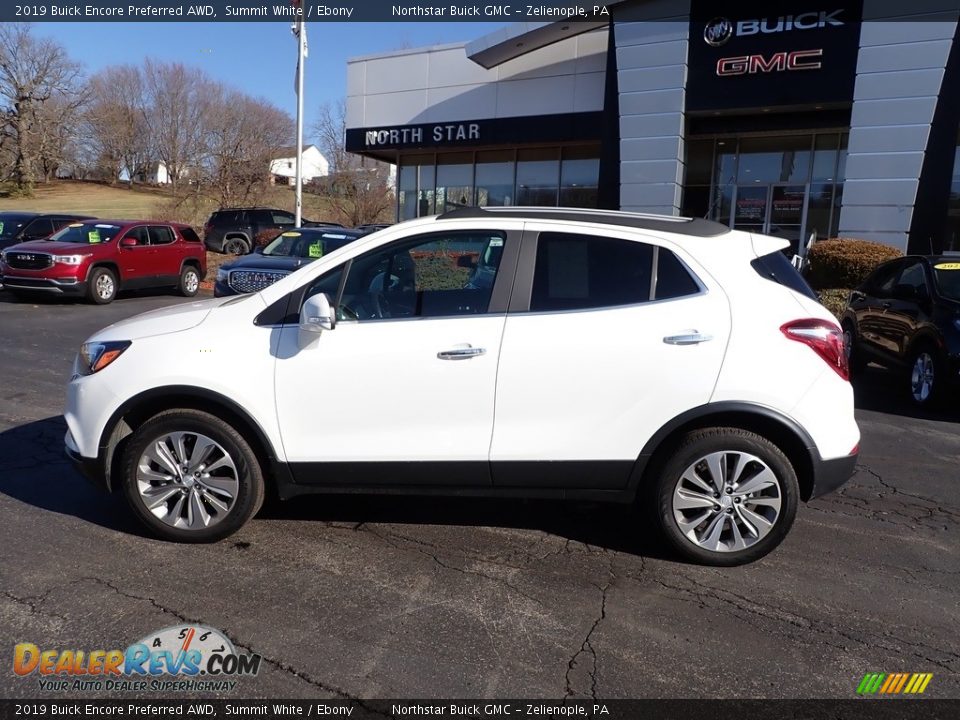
[65,207,859,565]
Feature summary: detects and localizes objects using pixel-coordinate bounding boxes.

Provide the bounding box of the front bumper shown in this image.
[65,428,109,493]
[213,278,237,297]
[808,449,859,500]
[2,274,87,296]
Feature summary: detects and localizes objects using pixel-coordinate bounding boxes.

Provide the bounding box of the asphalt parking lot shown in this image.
[0,290,958,700]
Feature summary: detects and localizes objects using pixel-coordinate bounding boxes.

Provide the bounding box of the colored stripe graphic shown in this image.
[857,672,933,695]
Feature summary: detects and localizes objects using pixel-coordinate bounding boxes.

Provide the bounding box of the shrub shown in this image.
[816,288,851,322]
[806,238,902,290]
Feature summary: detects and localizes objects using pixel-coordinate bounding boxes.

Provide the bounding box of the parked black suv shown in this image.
[842,255,960,407]
[0,212,96,250]
[203,207,342,255]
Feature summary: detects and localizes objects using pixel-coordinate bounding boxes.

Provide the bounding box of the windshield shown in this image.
[0,214,36,238]
[933,262,960,301]
[49,222,123,244]
[262,230,356,258]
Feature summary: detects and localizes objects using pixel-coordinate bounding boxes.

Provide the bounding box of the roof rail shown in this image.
[437,206,730,238]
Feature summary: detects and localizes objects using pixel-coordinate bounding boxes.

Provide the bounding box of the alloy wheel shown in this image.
[135,431,239,530]
[911,352,935,403]
[96,274,115,300]
[671,450,782,553]
[184,270,200,294]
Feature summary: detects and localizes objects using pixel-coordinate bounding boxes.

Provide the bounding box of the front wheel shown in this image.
[651,428,799,566]
[87,267,117,304]
[120,409,265,542]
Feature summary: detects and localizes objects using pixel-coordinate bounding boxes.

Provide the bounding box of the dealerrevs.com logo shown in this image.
[13,625,261,693]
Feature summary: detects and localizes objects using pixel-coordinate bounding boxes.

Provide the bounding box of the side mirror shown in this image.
[120,237,137,248]
[457,254,477,269]
[299,292,334,334]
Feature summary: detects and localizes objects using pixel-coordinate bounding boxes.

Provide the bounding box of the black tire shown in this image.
[87,267,117,305]
[649,428,799,566]
[119,409,265,543]
[178,265,201,297]
[842,320,867,375]
[906,343,945,408]
[223,237,249,256]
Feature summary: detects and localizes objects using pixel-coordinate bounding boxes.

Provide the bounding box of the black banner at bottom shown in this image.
[1,700,959,720]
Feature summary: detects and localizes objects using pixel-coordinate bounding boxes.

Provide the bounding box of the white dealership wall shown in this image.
[346,30,608,130]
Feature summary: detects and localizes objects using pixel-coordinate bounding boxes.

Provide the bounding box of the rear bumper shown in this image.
[808,449,858,500]
[1,274,87,296]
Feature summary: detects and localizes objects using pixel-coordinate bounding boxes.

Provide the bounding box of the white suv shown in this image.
[64,208,859,565]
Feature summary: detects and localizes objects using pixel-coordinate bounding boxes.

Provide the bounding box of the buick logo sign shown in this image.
[704,17,733,46]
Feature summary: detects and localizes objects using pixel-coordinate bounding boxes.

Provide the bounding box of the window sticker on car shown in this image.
[88,230,101,244]
[323,233,349,240]
[96,224,118,229]
[69,223,83,228]
[934,263,960,270]
[489,238,504,247]
[0,222,4,233]
[282,231,301,237]
[308,242,323,258]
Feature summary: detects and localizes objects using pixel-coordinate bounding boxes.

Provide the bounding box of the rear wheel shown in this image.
[908,344,944,408]
[120,409,265,543]
[179,265,200,297]
[87,267,117,304]
[223,237,248,256]
[651,428,799,566]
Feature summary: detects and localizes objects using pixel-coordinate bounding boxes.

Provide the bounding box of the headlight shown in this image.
[216,268,228,282]
[77,341,131,376]
[53,254,91,265]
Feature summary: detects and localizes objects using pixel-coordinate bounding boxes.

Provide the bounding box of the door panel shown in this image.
[149,226,181,280]
[117,226,154,287]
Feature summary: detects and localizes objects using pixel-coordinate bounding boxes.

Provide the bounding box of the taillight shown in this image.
[780,319,849,381]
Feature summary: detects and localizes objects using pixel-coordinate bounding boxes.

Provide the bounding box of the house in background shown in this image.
[270,145,329,185]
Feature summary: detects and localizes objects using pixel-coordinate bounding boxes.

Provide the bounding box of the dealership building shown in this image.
[345,0,960,254]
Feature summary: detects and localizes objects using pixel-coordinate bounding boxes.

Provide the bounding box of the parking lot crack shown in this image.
[563,579,609,701]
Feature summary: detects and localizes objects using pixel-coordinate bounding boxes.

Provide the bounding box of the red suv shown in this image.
[0,220,207,304]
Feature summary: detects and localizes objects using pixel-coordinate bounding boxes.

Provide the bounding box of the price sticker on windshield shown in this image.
[88,230,101,244]
[308,242,323,258]
[282,231,301,237]
[934,262,960,270]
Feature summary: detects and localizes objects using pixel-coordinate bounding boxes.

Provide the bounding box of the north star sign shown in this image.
[365,123,480,147]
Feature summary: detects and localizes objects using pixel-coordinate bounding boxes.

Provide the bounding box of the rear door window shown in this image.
[530,233,654,312]
[180,227,202,244]
[149,226,176,246]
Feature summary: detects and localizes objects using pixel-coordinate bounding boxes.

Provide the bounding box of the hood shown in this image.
[90,296,256,342]
[222,254,315,273]
[3,240,111,255]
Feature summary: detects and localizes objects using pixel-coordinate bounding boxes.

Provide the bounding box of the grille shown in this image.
[5,252,52,270]
[228,269,288,294]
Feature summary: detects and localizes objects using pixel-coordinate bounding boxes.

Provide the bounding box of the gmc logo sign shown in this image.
[717,49,824,76]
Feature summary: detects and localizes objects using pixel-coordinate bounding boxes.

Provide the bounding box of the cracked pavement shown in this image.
[0,292,958,700]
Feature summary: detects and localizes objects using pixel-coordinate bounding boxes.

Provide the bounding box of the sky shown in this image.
[32,22,508,142]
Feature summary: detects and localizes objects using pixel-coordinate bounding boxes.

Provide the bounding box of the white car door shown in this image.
[273,227,519,486]
[490,225,731,489]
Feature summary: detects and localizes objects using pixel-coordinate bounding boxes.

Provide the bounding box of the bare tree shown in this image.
[140,59,214,192]
[0,24,83,190]
[313,99,394,225]
[83,65,151,184]
[205,88,294,207]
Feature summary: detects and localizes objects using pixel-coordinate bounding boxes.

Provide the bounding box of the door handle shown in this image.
[663,332,713,346]
[437,346,486,360]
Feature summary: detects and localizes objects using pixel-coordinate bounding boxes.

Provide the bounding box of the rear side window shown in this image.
[180,227,201,244]
[213,211,242,225]
[751,250,818,300]
[149,226,176,245]
[531,233,653,312]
